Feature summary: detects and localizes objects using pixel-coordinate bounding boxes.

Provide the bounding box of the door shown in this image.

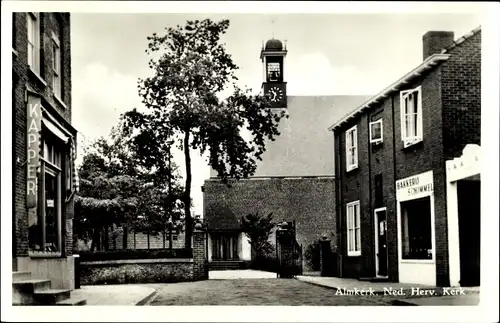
[374,208,388,277]
[457,180,480,286]
[212,233,239,260]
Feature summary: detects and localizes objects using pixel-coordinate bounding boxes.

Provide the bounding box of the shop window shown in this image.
[30,133,63,253]
[401,196,433,260]
[346,200,361,256]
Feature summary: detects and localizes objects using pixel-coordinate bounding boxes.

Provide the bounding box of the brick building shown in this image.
[329,27,481,287]
[203,39,369,271]
[12,12,78,290]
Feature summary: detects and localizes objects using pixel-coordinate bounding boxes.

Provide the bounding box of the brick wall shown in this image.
[440,31,481,161]
[79,230,208,284]
[13,12,73,257]
[203,177,337,261]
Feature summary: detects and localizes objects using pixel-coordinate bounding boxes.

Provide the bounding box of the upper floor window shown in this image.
[27,12,40,74]
[52,32,62,99]
[369,119,383,144]
[345,125,358,171]
[400,86,423,148]
[346,201,361,256]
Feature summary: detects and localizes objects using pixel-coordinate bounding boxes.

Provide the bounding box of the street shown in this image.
[148,278,393,306]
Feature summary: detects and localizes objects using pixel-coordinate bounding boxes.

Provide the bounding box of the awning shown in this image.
[42,118,70,143]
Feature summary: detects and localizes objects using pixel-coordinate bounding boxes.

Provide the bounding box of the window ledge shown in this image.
[347,251,361,257]
[346,165,358,173]
[402,138,423,149]
[28,67,48,87]
[400,259,434,264]
[28,251,62,259]
[54,94,68,109]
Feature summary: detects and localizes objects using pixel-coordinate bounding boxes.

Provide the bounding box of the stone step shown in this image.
[56,298,87,306]
[12,271,32,282]
[13,279,52,293]
[33,289,71,305]
[12,279,52,305]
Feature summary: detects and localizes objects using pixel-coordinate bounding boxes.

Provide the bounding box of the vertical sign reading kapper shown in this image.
[26,96,41,208]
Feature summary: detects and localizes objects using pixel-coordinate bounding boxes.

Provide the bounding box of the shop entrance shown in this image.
[457,180,480,287]
[374,207,388,277]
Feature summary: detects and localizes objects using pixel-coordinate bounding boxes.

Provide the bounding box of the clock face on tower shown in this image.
[269,86,284,103]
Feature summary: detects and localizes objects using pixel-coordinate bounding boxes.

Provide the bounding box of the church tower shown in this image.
[261,38,287,108]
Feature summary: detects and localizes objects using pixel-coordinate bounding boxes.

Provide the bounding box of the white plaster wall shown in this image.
[17,256,75,290]
[240,233,252,261]
[399,262,436,286]
[207,234,213,261]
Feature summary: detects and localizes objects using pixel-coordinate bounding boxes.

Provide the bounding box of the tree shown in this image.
[123,19,287,249]
[75,119,185,251]
[241,212,276,257]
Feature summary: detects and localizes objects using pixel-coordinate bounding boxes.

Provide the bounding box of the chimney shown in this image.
[422,31,455,60]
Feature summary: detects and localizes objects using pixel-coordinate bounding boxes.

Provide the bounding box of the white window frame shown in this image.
[27,12,40,74]
[369,119,384,145]
[400,86,423,148]
[345,125,358,171]
[346,200,361,256]
[52,32,62,99]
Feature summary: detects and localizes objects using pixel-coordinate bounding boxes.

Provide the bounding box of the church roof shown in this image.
[209,94,371,178]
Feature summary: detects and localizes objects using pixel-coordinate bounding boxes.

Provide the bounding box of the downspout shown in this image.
[366,114,373,278]
[391,94,398,281]
[335,131,343,278]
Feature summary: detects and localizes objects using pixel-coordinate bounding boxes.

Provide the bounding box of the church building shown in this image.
[202,38,370,271]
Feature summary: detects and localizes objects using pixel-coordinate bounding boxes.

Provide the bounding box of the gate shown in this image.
[276,220,303,278]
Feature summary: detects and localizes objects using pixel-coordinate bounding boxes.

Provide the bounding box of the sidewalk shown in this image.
[69,283,164,306]
[296,275,480,305]
[209,269,278,280]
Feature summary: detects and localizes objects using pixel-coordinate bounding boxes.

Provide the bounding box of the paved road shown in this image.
[149,278,394,306]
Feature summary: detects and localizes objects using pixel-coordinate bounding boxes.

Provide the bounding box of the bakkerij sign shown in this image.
[26,96,41,208]
[396,170,434,202]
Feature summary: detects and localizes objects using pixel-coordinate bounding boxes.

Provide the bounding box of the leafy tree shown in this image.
[241,212,276,257]
[123,19,287,249]
[75,120,185,251]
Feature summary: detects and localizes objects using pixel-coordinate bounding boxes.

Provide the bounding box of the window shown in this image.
[346,201,361,256]
[345,125,358,171]
[267,62,280,81]
[52,32,62,98]
[369,119,383,144]
[27,12,40,74]
[30,133,64,253]
[400,86,423,148]
[401,197,433,260]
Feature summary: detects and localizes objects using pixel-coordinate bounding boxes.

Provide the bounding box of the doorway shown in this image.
[457,180,480,287]
[211,233,239,260]
[374,207,388,278]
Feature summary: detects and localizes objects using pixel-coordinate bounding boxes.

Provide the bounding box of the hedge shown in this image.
[77,248,192,262]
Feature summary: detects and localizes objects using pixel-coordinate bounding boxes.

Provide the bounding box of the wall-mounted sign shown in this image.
[26,95,41,208]
[396,170,434,202]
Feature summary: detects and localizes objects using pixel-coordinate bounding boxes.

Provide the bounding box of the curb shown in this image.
[135,288,160,306]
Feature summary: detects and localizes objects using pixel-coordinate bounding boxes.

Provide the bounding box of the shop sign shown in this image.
[26,96,41,208]
[396,170,434,202]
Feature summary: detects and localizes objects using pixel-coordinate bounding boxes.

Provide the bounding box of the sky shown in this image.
[70,12,482,216]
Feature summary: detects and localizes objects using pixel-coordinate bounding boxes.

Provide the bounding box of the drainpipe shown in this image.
[367,114,373,278]
[391,94,398,281]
